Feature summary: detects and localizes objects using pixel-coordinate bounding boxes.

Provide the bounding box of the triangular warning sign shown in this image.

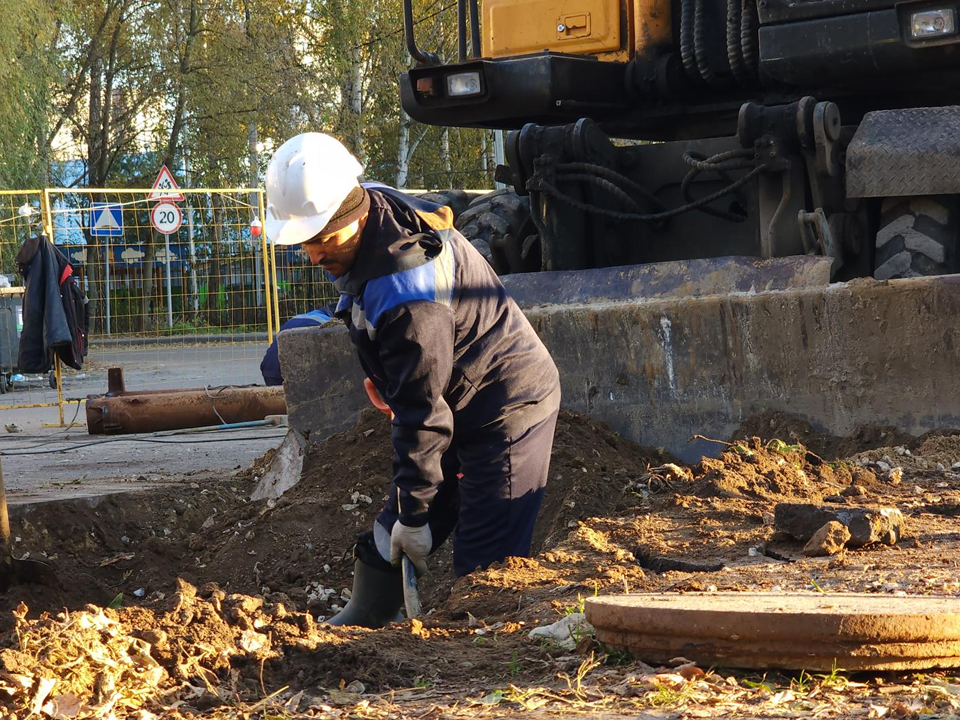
[94,208,120,230]
[148,165,185,201]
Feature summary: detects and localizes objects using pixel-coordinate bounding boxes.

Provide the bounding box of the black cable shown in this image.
[0,430,287,457]
[532,164,766,223]
[559,173,647,214]
[681,150,753,222]
[557,162,668,211]
[682,149,755,173]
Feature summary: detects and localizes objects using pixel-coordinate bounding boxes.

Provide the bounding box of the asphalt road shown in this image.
[0,341,284,504]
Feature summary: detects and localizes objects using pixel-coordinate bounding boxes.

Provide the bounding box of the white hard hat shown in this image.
[265,133,364,245]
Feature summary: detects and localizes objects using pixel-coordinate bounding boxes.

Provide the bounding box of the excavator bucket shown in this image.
[275,254,960,463]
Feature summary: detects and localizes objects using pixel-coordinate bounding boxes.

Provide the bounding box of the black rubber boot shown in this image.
[326,532,404,628]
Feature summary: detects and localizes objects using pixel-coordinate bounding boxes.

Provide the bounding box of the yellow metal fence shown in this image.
[0,186,341,425]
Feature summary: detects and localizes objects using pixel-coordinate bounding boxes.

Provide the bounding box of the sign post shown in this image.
[90,202,123,336]
[148,167,184,330]
[150,203,182,330]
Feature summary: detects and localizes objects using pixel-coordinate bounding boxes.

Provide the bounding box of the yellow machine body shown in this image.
[481,0,671,62]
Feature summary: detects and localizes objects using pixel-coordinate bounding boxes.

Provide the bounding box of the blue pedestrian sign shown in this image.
[90,202,123,237]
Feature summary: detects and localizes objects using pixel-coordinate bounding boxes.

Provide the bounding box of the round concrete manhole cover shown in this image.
[585,593,960,671]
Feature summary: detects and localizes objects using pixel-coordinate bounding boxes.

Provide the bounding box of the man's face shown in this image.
[302,218,364,276]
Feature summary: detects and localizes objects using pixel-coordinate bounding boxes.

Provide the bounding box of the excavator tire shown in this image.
[455,189,535,273]
[413,190,474,222]
[875,196,960,279]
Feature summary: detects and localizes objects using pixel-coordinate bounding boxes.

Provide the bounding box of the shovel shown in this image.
[251,379,394,502]
[401,554,422,619]
[0,455,57,591]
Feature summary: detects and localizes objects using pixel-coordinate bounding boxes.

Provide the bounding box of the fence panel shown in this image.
[271,244,339,320]
[0,190,64,413]
[43,188,279,399]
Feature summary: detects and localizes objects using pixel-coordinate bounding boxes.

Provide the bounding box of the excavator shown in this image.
[276,0,960,487]
[399,0,960,281]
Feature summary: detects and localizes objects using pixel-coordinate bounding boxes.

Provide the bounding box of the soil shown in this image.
[2,411,960,719]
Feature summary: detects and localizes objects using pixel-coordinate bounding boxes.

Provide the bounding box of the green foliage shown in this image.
[0,0,496,195]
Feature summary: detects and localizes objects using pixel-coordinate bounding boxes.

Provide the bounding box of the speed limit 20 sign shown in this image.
[151,201,183,235]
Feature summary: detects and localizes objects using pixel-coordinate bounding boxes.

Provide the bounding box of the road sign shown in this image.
[90,203,123,237]
[148,165,184,201]
[151,202,183,235]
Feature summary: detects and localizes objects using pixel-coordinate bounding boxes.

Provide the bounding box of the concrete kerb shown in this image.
[280,272,960,461]
[92,333,270,347]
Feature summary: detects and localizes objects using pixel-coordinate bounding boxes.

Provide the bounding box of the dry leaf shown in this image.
[769,689,795,706]
[928,678,960,696]
[677,664,706,681]
[30,678,57,715]
[284,690,305,711]
[42,693,81,719]
[650,673,687,690]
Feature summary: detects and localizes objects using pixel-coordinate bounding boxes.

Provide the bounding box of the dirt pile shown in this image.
[3,412,960,719]
[2,409,667,623]
[690,437,860,502]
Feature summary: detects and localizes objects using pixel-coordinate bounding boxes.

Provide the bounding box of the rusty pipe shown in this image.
[86,386,286,435]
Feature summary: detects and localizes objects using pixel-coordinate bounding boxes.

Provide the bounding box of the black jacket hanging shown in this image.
[16,235,88,372]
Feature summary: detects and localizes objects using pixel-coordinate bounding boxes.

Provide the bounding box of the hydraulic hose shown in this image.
[693,0,719,86]
[741,0,759,75]
[680,0,699,81]
[727,0,750,86]
[530,149,766,224]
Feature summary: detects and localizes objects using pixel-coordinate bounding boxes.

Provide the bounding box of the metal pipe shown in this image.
[85,385,286,435]
[469,0,481,58]
[403,0,440,66]
[458,0,468,61]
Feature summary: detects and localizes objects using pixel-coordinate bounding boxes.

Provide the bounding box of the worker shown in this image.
[260,308,334,386]
[265,133,561,628]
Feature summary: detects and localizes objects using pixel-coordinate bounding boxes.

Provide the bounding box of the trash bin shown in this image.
[0,287,24,394]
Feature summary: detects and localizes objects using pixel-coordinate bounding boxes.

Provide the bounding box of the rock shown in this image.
[841,485,867,498]
[803,521,851,557]
[852,468,877,485]
[137,628,169,648]
[774,503,906,547]
[528,613,594,650]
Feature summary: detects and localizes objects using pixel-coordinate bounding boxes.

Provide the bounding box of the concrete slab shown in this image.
[585,593,960,671]
[280,273,960,461]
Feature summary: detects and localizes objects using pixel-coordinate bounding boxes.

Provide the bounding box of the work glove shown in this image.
[390,521,432,576]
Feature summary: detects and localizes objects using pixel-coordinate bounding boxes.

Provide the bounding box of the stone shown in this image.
[802,521,851,557]
[528,612,594,650]
[841,485,867,498]
[774,503,906,547]
[585,593,960,671]
[852,468,878,485]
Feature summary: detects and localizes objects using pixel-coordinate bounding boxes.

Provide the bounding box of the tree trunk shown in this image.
[86,52,104,335]
[440,127,453,189]
[396,108,411,188]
